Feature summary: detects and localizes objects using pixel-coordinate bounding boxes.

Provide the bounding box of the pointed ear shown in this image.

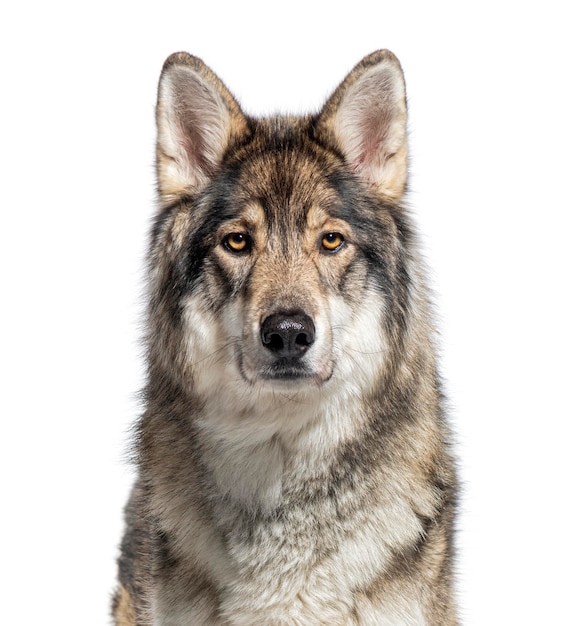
[156,53,249,204]
[315,50,408,200]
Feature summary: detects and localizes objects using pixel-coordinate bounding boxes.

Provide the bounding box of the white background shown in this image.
[1,2,565,624]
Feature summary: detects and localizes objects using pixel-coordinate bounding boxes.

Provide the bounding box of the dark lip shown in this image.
[260,370,314,382]
[258,363,334,386]
[259,366,316,381]
[237,347,334,386]
[259,359,313,380]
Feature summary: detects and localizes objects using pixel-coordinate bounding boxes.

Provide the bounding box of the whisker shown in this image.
[190,337,240,367]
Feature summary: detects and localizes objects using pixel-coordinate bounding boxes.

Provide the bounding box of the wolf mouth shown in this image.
[238,349,332,386]
[259,360,320,382]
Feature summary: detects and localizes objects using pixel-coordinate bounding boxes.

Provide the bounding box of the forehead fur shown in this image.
[223,116,345,223]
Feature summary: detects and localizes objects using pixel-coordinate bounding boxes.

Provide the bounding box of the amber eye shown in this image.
[321,232,345,252]
[223,232,250,253]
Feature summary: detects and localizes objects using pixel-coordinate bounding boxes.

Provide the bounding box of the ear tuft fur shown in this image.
[316,50,408,200]
[156,53,248,204]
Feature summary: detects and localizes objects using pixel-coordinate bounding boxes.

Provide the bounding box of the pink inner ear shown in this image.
[156,56,248,201]
[358,76,398,161]
[176,109,211,175]
[160,66,233,185]
[359,109,391,168]
[171,77,221,174]
[333,63,407,195]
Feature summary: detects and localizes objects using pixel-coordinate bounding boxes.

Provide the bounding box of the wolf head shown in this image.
[148,51,423,422]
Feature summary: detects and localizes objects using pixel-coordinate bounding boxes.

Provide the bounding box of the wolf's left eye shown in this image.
[223,233,250,253]
[321,232,345,252]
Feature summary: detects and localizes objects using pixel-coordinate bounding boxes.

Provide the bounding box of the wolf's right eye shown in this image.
[321,232,345,252]
[223,233,250,253]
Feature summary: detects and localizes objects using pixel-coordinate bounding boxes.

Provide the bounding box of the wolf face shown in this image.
[149,52,415,425]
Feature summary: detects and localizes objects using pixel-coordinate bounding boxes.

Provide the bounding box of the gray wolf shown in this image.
[113,49,458,625]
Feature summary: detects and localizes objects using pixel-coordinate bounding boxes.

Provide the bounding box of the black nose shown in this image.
[261,312,315,358]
